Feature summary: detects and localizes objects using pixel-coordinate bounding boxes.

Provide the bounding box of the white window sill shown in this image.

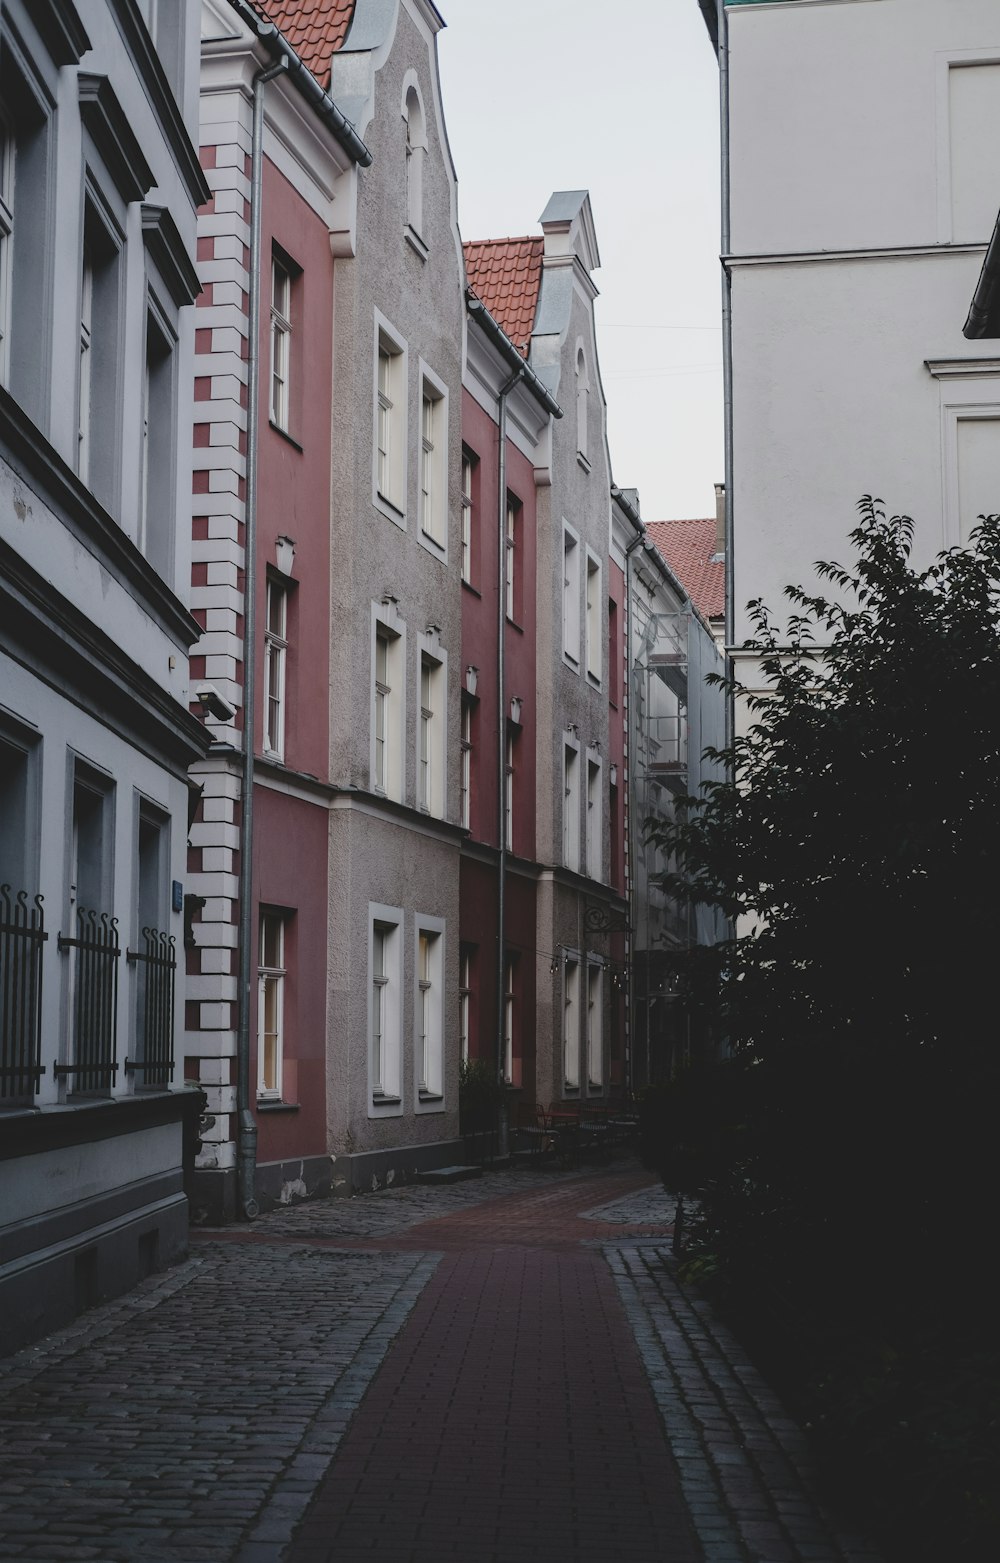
[375,491,407,530]
[404,225,428,262]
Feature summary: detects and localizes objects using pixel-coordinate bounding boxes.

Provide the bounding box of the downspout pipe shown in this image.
[235,53,288,1223]
[496,364,523,1111]
[225,0,372,167]
[717,0,735,753]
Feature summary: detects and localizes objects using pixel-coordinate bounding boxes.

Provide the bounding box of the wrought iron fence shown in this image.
[126,927,176,1088]
[57,907,120,1093]
[0,884,47,1104]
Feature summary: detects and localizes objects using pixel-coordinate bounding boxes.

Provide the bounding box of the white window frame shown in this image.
[264,577,288,760]
[414,912,445,1108]
[402,76,426,248]
[374,311,407,523]
[371,604,405,801]
[587,960,604,1090]
[585,551,602,684]
[503,953,515,1085]
[459,947,471,1064]
[576,344,590,469]
[78,239,93,483]
[563,955,581,1091]
[585,751,602,880]
[505,495,521,622]
[416,635,447,818]
[504,724,514,852]
[369,904,403,1113]
[563,524,581,665]
[257,911,286,1101]
[270,255,292,431]
[460,697,472,830]
[563,739,580,872]
[461,449,474,585]
[418,360,448,556]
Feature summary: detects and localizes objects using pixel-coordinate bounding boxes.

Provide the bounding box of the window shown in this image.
[586,754,601,879]
[0,727,42,1107]
[608,597,619,706]
[403,83,425,241]
[264,578,288,759]
[576,347,589,466]
[460,696,472,830]
[419,374,447,549]
[372,612,404,801]
[375,317,406,517]
[370,908,402,1107]
[564,958,580,1089]
[503,953,515,1085]
[415,918,444,1102]
[270,256,291,431]
[417,641,446,818]
[0,57,51,420]
[131,802,172,1091]
[65,766,117,1097]
[610,778,621,891]
[586,554,602,683]
[257,912,285,1099]
[504,725,515,851]
[461,449,476,585]
[505,495,522,622]
[563,527,581,663]
[139,304,175,578]
[78,196,124,514]
[587,963,603,1089]
[563,743,580,871]
[459,945,472,1063]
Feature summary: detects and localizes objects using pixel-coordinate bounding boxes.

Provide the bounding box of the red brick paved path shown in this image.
[287,1170,702,1562]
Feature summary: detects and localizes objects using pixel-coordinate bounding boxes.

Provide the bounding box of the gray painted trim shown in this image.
[0,390,201,649]
[106,0,211,208]
[0,1089,200,1161]
[141,206,202,308]
[0,540,210,777]
[78,73,155,206]
[0,1169,183,1266]
[31,0,90,66]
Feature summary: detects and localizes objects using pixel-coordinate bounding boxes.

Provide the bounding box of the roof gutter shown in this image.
[964,208,1000,338]
[466,291,563,418]
[226,0,372,167]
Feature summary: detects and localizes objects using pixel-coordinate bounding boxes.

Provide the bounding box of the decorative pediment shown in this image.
[142,206,201,308]
[78,74,154,205]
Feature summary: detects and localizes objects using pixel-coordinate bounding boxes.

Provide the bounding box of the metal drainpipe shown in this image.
[496,365,523,1126]
[236,54,288,1223]
[623,527,645,1095]
[717,0,735,754]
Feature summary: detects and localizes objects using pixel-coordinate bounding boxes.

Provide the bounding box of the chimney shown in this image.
[714,482,726,557]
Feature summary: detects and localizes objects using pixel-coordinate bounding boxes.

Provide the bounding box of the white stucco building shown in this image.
[704,0,1000,703]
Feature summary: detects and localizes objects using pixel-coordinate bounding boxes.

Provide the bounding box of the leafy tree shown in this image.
[647,499,1000,1560]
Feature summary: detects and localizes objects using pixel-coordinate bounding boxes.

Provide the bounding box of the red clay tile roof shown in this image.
[646,518,725,621]
[250,1,355,87]
[463,237,544,357]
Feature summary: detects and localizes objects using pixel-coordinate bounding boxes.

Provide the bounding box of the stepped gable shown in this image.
[463,236,544,357]
[646,517,725,621]
[251,0,356,85]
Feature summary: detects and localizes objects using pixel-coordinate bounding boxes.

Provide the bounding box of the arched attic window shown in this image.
[403,81,426,244]
[576,345,590,467]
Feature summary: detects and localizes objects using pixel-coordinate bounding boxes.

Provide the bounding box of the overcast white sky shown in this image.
[437,0,723,524]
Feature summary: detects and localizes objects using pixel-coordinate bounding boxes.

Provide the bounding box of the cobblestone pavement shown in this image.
[0,1159,883,1563]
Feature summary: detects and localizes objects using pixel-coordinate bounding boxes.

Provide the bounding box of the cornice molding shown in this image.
[32,0,90,66]
[141,205,201,307]
[106,0,211,208]
[79,73,155,205]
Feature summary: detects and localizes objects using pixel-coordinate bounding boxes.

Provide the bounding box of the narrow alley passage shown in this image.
[0,1162,882,1563]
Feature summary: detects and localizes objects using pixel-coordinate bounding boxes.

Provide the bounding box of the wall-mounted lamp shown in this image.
[465,666,479,696]
[509,696,522,724]
[610,763,618,786]
[275,535,296,575]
